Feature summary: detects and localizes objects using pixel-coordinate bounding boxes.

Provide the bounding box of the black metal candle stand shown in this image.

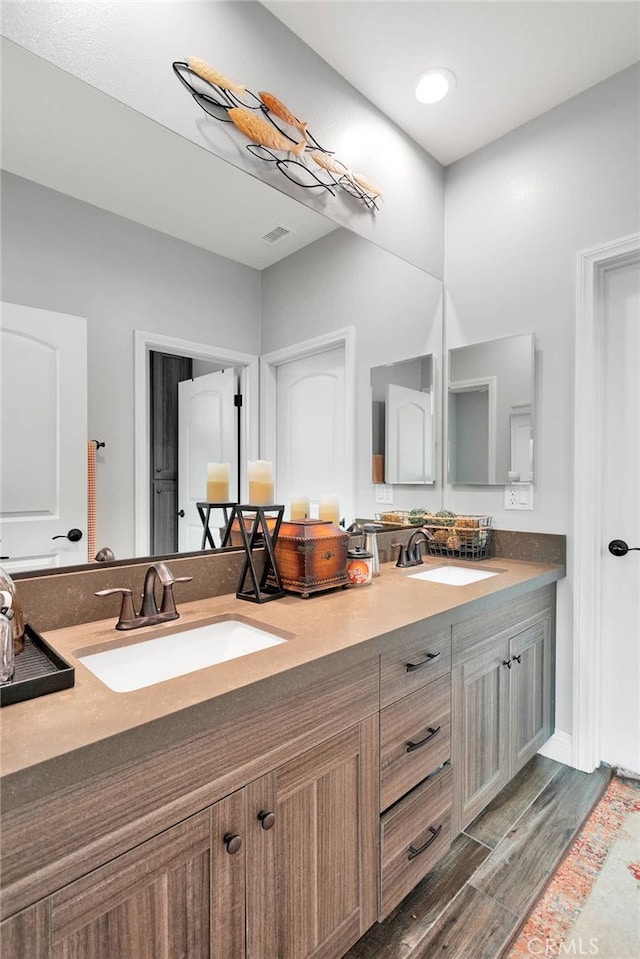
[231,505,285,604]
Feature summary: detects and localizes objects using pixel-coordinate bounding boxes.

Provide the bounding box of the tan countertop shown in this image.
[0,557,563,797]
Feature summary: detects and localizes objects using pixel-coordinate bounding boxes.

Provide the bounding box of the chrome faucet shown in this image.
[96,562,193,630]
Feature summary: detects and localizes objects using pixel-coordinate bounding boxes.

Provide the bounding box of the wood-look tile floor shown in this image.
[344,756,612,959]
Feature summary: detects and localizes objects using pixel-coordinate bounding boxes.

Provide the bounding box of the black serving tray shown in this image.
[0,623,75,707]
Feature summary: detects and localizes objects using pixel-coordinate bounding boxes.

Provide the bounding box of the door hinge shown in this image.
[234,393,243,408]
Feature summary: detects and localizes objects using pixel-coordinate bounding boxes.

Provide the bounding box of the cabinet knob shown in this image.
[257,809,276,830]
[223,832,242,855]
[502,659,513,669]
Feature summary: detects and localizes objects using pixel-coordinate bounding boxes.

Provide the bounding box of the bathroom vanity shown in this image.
[0,556,562,958]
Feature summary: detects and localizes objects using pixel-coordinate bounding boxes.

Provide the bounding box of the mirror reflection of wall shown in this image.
[447,333,534,485]
[371,355,435,484]
[1,37,444,576]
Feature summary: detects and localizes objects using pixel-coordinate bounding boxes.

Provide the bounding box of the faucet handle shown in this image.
[392,543,411,568]
[159,575,193,615]
[95,588,137,630]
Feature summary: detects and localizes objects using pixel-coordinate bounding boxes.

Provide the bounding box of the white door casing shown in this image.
[572,232,640,774]
[600,258,639,771]
[260,328,355,524]
[134,330,259,557]
[0,302,87,572]
[177,368,237,552]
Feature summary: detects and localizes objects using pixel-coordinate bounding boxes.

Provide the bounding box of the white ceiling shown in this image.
[2,5,638,267]
[0,39,338,270]
[263,1,640,166]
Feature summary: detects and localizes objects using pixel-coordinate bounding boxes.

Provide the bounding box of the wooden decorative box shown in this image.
[270,519,350,598]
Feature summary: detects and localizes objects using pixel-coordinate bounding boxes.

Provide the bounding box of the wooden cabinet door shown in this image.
[261,716,378,959]
[1,900,51,959]
[49,811,210,959]
[452,638,511,835]
[509,616,553,774]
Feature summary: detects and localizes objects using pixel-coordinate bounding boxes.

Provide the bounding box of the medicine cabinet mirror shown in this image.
[371,354,436,485]
[447,333,534,485]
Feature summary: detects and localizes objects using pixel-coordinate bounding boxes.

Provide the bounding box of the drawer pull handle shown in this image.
[406,725,441,752]
[406,652,441,672]
[407,824,442,861]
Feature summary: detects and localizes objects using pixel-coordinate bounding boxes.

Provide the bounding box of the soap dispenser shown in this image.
[0,565,25,655]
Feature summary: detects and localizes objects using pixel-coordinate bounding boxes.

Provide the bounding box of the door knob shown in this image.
[52,528,83,542]
[608,539,640,557]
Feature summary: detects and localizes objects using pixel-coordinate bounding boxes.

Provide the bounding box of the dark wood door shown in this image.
[150,351,192,554]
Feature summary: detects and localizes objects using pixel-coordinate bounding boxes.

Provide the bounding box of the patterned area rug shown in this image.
[507,774,640,959]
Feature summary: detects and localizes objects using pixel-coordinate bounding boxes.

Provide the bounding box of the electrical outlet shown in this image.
[375,484,393,505]
[504,483,534,510]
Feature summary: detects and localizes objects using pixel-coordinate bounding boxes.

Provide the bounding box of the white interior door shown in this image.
[600,257,640,773]
[177,368,237,551]
[275,346,347,521]
[0,302,87,572]
[386,382,433,483]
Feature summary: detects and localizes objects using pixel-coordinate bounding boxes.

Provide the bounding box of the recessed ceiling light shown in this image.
[415,68,456,104]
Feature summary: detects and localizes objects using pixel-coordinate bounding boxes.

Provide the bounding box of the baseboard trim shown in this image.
[538,730,573,766]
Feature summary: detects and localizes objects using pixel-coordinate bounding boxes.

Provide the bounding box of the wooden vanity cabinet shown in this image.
[211,717,379,959]
[378,623,453,920]
[451,585,556,835]
[1,658,380,959]
[1,718,378,959]
[1,812,212,959]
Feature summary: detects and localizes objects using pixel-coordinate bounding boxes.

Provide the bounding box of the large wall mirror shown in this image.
[447,332,535,485]
[1,38,443,576]
[371,355,436,484]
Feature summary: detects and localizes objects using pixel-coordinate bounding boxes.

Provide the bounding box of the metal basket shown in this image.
[424,515,493,561]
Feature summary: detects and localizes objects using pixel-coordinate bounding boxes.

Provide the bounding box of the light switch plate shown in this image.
[375,484,394,505]
[504,483,533,510]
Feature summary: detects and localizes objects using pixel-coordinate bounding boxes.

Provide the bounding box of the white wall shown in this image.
[1,0,444,278]
[261,228,444,520]
[443,63,640,742]
[0,171,261,559]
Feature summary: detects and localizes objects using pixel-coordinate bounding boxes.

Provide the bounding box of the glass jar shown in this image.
[0,565,25,655]
[346,547,373,587]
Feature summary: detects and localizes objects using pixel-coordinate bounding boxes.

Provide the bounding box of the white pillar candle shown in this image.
[248,460,274,506]
[290,496,310,521]
[319,495,340,526]
[207,462,230,502]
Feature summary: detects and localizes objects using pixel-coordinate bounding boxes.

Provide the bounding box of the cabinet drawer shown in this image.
[380,764,452,919]
[380,674,451,812]
[380,625,451,708]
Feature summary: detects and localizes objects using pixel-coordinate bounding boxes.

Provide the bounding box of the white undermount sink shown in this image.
[77,616,289,693]
[409,565,500,586]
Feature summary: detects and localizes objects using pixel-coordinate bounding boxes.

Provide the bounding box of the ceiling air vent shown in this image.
[261,224,293,244]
